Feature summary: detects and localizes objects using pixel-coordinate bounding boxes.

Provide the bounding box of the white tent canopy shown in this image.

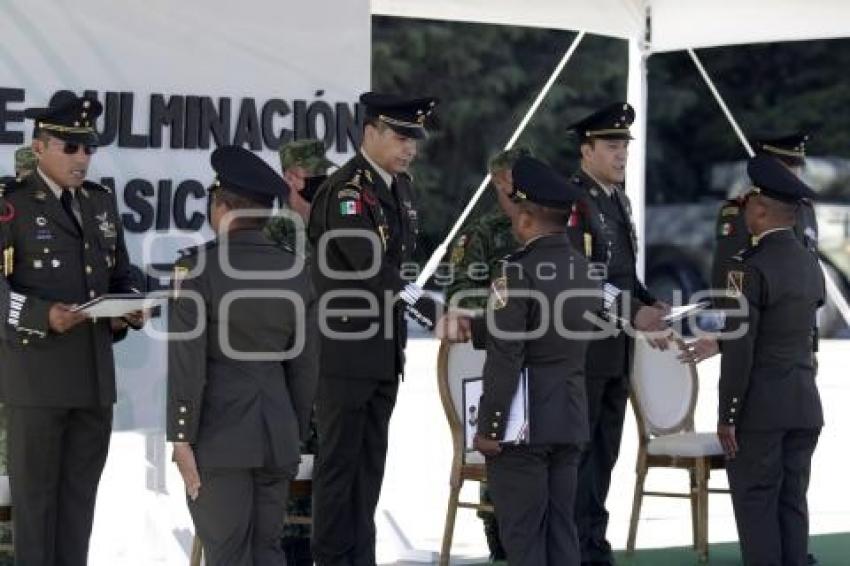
[372,0,850,53]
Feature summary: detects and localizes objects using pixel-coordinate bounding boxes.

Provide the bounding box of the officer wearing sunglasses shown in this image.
[0,92,142,565]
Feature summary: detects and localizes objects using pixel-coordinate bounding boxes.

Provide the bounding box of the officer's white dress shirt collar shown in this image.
[361,149,394,190]
[581,166,616,197]
[36,167,74,200]
[752,226,792,246]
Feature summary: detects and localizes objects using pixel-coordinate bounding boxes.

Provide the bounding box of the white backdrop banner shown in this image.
[0,0,371,431]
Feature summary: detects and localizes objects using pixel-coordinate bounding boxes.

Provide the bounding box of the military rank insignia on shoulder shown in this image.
[82,180,111,194]
[490,275,509,310]
[719,222,734,237]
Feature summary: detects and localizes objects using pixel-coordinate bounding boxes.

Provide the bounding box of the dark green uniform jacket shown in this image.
[167,229,318,471]
[0,172,134,407]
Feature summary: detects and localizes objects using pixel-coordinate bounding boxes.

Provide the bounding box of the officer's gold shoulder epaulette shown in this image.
[178,239,218,259]
[343,169,366,191]
[81,180,111,194]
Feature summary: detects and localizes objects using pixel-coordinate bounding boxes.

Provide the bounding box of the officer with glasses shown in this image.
[0,93,142,565]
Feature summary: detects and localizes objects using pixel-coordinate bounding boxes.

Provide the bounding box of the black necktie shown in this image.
[60,189,81,233]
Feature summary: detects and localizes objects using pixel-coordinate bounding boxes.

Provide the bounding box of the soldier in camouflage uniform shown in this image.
[15,147,37,178]
[266,139,333,566]
[445,146,530,561]
[265,139,334,255]
[0,147,37,190]
[712,134,817,293]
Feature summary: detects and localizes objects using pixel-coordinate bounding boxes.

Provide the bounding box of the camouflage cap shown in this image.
[279,139,335,176]
[488,146,532,174]
[15,146,37,176]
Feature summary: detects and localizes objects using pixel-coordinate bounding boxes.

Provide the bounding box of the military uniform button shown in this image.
[180,406,187,414]
[730,408,736,413]
[490,433,497,439]
[177,433,185,440]
[43,248,50,254]
[89,290,96,298]
[85,266,92,274]
[84,242,90,250]
[341,316,349,322]
[22,339,29,345]
[492,422,498,428]
[495,411,502,417]
[178,419,185,426]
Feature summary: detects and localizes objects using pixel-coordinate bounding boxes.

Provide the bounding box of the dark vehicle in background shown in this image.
[645,157,850,337]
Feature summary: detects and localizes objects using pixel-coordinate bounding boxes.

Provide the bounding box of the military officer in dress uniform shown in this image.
[0,93,142,566]
[445,146,531,561]
[472,156,601,566]
[167,145,318,566]
[712,133,817,293]
[716,154,824,566]
[446,146,532,562]
[564,102,668,565]
[308,92,451,566]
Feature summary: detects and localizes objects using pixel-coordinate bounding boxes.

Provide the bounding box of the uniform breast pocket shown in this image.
[95,233,118,269]
[323,315,380,341]
[15,241,78,289]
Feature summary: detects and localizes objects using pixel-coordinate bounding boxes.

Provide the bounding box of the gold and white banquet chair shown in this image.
[436,339,492,566]
[0,474,11,553]
[627,334,728,562]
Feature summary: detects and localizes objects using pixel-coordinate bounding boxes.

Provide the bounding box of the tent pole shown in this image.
[626,37,649,280]
[415,31,586,288]
[689,48,850,326]
[687,48,754,157]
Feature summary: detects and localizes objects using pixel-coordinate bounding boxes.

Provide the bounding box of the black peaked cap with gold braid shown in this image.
[25,92,102,145]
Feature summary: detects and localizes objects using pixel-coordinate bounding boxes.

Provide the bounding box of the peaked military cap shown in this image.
[511,156,581,210]
[747,153,816,203]
[753,132,809,166]
[279,139,335,175]
[569,102,635,141]
[360,91,438,140]
[25,92,102,145]
[210,146,288,207]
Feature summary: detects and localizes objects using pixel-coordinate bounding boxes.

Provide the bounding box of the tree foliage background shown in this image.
[372,17,850,262]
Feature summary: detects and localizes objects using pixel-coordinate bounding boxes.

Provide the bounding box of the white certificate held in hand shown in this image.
[71,293,168,318]
[663,302,708,323]
[463,368,530,451]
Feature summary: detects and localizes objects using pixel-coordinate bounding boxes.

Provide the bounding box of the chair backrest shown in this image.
[0,476,9,508]
[437,340,487,466]
[630,334,698,439]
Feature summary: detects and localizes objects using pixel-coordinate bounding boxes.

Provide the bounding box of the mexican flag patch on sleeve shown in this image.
[340,200,362,216]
